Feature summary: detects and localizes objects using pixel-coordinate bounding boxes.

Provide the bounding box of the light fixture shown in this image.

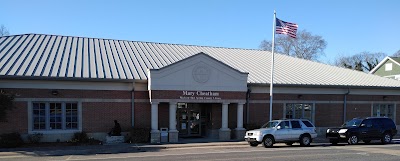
[51,90,59,95]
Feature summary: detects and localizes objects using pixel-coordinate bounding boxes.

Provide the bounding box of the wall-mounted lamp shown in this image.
[51,90,59,96]
[383,96,388,100]
[297,95,303,99]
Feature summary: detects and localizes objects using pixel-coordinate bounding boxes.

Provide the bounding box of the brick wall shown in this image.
[134,102,151,128]
[397,103,400,125]
[247,103,283,126]
[315,103,343,127]
[211,104,221,129]
[346,104,371,120]
[0,102,28,133]
[82,102,131,133]
[228,103,237,129]
[158,103,169,129]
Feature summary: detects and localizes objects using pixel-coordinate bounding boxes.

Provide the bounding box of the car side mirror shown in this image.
[277,126,281,130]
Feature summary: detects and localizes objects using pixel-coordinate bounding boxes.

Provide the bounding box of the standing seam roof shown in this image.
[2,34,400,88]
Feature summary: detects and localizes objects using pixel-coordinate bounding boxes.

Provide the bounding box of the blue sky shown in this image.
[1,0,399,64]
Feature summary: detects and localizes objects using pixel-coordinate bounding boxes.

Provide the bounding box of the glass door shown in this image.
[177,103,201,137]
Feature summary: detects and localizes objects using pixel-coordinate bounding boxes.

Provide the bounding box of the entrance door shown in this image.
[177,103,201,137]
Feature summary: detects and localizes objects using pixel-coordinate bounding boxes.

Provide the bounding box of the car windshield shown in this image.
[261,121,279,128]
[342,119,363,127]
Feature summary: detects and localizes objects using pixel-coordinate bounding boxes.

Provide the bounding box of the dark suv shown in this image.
[326,117,397,145]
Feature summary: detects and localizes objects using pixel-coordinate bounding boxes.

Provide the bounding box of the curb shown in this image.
[140,141,249,149]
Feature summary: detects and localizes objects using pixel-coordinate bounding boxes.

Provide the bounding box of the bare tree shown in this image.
[392,50,400,57]
[334,52,386,72]
[260,30,327,61]
[0,25,10,36]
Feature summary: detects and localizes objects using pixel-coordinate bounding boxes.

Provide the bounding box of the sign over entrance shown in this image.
[180,91,221,100]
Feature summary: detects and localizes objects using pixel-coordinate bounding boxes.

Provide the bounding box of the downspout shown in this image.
[246,88,251,124]
[131,81,135,127]
[343,88,350,123]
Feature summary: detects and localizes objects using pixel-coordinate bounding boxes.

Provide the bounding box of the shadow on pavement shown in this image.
[0,143,164,157]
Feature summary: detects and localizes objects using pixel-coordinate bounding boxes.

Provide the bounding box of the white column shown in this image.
[236,103,245,129]
[221,102,229,130]
[169,102,177,131]
[151,102,159,132]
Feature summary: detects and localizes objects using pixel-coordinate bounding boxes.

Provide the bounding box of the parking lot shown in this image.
[1,139,400,161]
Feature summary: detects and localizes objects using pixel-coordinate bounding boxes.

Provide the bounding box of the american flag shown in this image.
[276,18,298,38]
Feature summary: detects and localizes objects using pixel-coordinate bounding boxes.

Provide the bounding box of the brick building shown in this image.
[0,34,399,143]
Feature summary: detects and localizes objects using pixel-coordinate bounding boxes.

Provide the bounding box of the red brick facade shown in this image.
[0,88,399,138]
[82,102,131,133]
[0,102,28,133]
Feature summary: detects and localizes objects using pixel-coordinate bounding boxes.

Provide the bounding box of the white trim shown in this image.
[250,100,400,104]
[370,103,396,122]
[28,101,83,134]
[150,99,246,104]
[282,102,315,123]
[385,63,393,71]
[15,98,131,103]
[370,56,400,74]
[0,80,133,91]
[250,86,400,95]
[134,82,148,91]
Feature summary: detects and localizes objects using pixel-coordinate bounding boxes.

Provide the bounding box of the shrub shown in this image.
[27,133,43,144]
[70,131,89,143]
[129,127,150,143]
[0,132,24,148]
[68,132,101,145]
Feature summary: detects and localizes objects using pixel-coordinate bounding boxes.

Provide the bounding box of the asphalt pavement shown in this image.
[0,136,399,158]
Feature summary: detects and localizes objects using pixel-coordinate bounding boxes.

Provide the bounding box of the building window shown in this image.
[65,103,78,129]
[372,104,395,120]
[385,63,392,71]
[32,102,79,131]
[33,103,46,130]
[284,103,314,122]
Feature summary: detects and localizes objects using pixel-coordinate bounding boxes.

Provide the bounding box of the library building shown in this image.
[1,34,399,143]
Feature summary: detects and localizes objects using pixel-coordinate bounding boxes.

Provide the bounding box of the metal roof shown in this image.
[1,33,400,88]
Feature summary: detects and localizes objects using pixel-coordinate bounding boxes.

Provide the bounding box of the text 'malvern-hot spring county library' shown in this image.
[0,34,399,143]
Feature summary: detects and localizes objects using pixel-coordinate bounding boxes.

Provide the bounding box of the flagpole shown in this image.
[269,10,276,121]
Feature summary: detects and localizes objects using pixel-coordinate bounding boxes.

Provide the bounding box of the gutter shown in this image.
[246,87,251,125]
[131,81,135,127]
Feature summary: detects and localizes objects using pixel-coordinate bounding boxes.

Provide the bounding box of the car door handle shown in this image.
[362,132,367,134]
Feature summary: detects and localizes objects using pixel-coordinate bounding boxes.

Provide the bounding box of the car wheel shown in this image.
[330,139,339,145]
[381,133,392,144]
[347,134,359,145]
[299,135,311,146]
[363,140,371,144]
[249,142,259,147]
[285,142,294,146]
[262,136,274,148]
